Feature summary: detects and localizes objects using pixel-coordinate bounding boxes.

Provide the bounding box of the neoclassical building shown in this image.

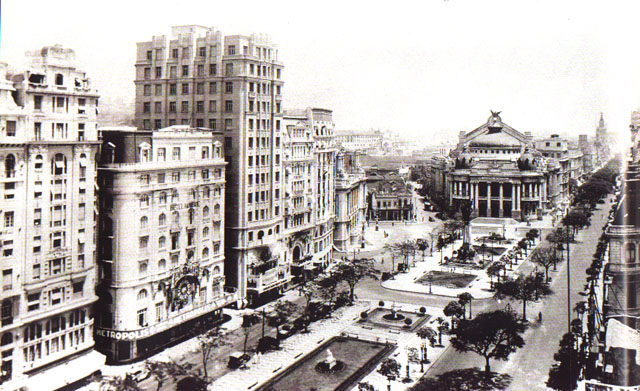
[429,111,563,221]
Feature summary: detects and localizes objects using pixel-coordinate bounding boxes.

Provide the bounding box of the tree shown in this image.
[517,239,529,257]
[443,301,464,329]
[416,326,437,370]
[450,310,526,377]
[457,292,474,319]
[197,326,226,380]
[546,320,587,391]
[144,360,193,391]
[378,358,401,391]
[271,300,298,337]
[494,274,552,320]
[434,317,449,346]
[487,262,504,289]
[315,272,342,311]
[562,209,590,238]
[241,313,260,356]
[456,199,473,244]
[96,374,143,391]
[530,246,558,283]
[416,239,429,259]
[335,258,378,302]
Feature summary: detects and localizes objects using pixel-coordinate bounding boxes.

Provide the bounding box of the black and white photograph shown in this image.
[0,1,638,390]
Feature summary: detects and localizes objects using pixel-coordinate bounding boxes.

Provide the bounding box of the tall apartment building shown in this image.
[95,126,235,363]
[281,108,337,284]
[135,26,285,306]
[0,46,105,390]
[334,150,367,251]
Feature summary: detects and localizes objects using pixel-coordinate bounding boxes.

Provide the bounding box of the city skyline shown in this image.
[2,0,637,145]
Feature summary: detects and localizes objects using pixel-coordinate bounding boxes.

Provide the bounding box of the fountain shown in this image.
[315,348,345,373]
[382,303,406,321]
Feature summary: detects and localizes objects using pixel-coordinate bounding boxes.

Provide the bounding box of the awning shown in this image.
[24,350,105,391]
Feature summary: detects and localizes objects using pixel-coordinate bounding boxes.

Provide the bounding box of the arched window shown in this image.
[190,189,197,200]
[159,213,166,226]
[203,187,210,198]
[171,254,179,264]
[202,247,209,259]
[188,208,195,225]
[203,227,209,238]
[213,266,221,275]
[55,73,64,86]
[203,206,209,217]
[140,194,149,207]
[214,243,220,254]
[171,190,179,202]
[158,236,166,248]
[158,259,166,270]
[1,332,12,346]
[139,261,148,275]
[214,204,221,217]
[172,211,180,225]
[626,243,636,265]
[140,216,148,230]
[187,250,194,261]
[159,192,167,204]
[137,289,148,301]
[257,230,264,240]
[51,153,67,175]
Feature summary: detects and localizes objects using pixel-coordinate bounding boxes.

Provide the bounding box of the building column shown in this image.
[487,182,492,216]
[510,183,515,213]
[538,182,542,208]
[499,183,504,217]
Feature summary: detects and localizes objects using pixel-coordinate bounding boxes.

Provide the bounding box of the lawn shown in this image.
[416,270,477,288]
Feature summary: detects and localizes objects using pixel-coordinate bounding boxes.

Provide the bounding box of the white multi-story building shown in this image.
[0,46,105,391]
[135,26,285,307]
[281,108,337,282]
[334,150,367,251]
[95,126,236,363]
[334,130,382,152]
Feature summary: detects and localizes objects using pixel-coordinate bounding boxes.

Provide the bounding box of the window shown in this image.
[198,47,206,57]
[197,65,204,76]
[28,293,40,311]
[208,100,216,113]
[4,212,13,228]
[172,172,180,182]
[146,50,152,61]
[225,100,233,112]
[196,82,204,94]
[155,67,162,78]
[155,84,162,96]
[172,48,179,58]
[209,119,217,130]
[225,63,233,76]
[143,102,150,113]
[137,289,148,301]
[225,82,233,93]
[139,260,148,275]
[158,236,166,248]
[196,101,204,113]
[157,148,166,161]
[144,68,150,80]
[140,216,148,230]
[169,83,177,95]
[181,101,189,113]
[137,308,147,327]
[202,147,210,159]
[140,194,150,207]
[34,95,43,110]
[225,119,232,130]
[6,121,16,137]
[182,65,189,77]
[209,64,217,76]
[139,236,149,249]
[155,302,164,322]
[154,102,162,113]
[173,147,181,160]
[181,83,189,95]
[227,45,236,55]
[170,66,177,78]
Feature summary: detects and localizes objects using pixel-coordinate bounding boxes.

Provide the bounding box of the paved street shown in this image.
[425,198,613,390]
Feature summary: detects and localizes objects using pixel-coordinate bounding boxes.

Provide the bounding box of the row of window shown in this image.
[136,187,222,209]
[147,44,275,61]
[247,172,280,185]
[142,59,282,80]
[143,100,233,114]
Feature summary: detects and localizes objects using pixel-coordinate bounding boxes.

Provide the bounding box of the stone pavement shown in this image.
[209,301,369,390]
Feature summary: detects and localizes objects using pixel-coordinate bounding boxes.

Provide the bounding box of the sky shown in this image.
[1,0,639,146]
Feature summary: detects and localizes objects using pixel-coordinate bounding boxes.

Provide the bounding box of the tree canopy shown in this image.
[450,310,527,376]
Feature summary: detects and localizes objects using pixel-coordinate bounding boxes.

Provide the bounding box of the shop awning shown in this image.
[24,350,105,391]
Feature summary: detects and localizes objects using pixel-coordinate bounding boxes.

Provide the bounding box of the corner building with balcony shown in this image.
[333,150,367,251]
[282,108,337,282]
[95,126,234,363]
[0,46,105,390]
[134,25,285,307]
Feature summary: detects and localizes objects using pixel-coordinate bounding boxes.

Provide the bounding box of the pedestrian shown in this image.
[538,311,542,322]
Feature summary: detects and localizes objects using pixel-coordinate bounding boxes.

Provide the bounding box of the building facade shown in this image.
[334,130,383,152]
[281,108,337,281]
[0,46,105,390]
[134,25,285,307]
[533,134,585,206]
[333,150,367,251]
[428,111,561,221]
[95,126,236,363]
[367,175,414,222]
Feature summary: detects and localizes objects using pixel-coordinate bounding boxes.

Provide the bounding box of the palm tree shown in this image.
[457,292,474,319]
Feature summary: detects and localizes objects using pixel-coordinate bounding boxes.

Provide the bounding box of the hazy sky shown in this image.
[2,0,639,145]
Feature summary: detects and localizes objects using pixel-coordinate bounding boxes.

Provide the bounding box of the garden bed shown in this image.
[416,270,477,288]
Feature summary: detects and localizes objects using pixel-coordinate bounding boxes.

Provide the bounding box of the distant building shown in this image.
[595,113,613,166]
[95,126,235,363]
[334,150,367,250]
[367,172,414,221]
[0,46,105,390]
[579,134,594,174]
[334,130,383,152]
[533,134,584,204]
[427,111,566,221]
